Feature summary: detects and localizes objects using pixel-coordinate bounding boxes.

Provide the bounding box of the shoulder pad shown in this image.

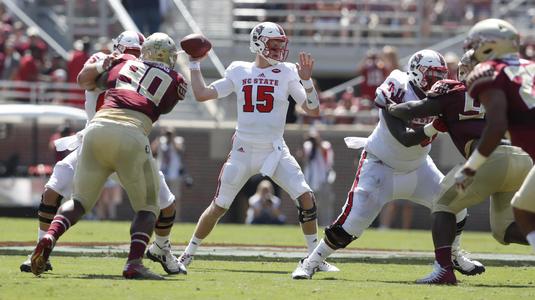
[428,79,465,98]
[84,51,107,65]
[466,62,498,92]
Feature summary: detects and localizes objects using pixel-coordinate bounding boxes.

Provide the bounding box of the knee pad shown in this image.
[324,223,356,250]
[155,210,176,230]
[38,196,62,224]
[297,202,317,223]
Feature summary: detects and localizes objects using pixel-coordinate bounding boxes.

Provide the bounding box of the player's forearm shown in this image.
[301,103,320,116]
[77,64,100,90]
[388,101,422,121]
[189,69,217,101]
[477,120,506,157]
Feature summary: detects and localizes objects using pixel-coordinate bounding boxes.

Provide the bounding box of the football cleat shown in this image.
[30,234,55,276]
[146,241,187,275]
[316,260,340,272]
[20,255,52,273]
[452,250,485,276]
[123,261,165,280]
[291,257,320,280]
[178,252,194,267]
[416,261,457,285]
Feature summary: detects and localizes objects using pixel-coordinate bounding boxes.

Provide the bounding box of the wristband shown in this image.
[464,149,488,171]
[189,61,200,70]
[95,60,105,74]
[301,79,314,89]
[423,123,438,137]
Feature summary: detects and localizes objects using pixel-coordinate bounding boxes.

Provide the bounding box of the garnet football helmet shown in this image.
[463,18,519,63]
[141,32,178,68]
[249,22,289,65]
[407,49,449,91]
[113,30,145,54]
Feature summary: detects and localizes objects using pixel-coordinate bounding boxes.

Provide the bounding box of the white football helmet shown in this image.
[249,22,289,65]
[141,32,178,69]
[113,30,145,54]
[463,18,519,63]
[407,49,448,91]
[457,49,477,82]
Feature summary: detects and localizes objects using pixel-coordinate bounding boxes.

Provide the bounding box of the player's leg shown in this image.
[292,151,391,279]
[30,127,112,276]
[146,170,186,274]
[179,148,251,268]
[20,152,78,272]
[112,127,162,280]
[491,191,527,245]
[512,164,535,252]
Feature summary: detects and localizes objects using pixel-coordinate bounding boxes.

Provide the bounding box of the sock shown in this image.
[451,234,461,254]
[184,236,203,255]
[526,231,535,252]
[47,215,71,241]
[38,228,47,242]
[308,239,335,262]
[154,234,170,248]
[304,234,318,254]
[127,232,151,262]
[435,246,453,268]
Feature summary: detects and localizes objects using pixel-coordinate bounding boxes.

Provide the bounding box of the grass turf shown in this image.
[2,256,535,300]
[0,217,531,254]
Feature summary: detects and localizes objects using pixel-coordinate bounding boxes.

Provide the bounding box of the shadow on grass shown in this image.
[41,273,184,281]
[194,267,287,275]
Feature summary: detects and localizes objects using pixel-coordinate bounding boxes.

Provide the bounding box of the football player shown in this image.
[20,31,186,276]
[292,49,484,280]
[176,22,338,273]
[386,49,532,284]
[457,19,535,253]
[29,32,187,279]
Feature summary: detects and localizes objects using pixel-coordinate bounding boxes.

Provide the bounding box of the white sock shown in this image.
[309,239,335,262]
[451,234,461,254]
[154,234,170,247]
[526,231,535,253]
[38,228,47,242]
[304,234,318,254]
[184,236,203,255]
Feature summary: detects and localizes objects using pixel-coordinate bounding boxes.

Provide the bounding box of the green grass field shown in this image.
[1,218,535,299]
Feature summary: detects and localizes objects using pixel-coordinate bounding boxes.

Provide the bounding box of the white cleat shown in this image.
[317,260,340,272]
[178,252,194,267]
[292,258,320,280]
[146,241,187,275]
[452,250,485,276]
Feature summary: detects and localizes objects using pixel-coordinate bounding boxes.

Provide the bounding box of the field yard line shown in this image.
[2,244,534,266]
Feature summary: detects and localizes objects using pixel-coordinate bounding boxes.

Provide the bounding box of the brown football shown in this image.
[180,33,212,58]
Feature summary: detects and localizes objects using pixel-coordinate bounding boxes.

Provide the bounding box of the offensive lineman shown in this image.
[387,49,532,284]
[30,32,187,279]
[292,49,484,280]
[457,19,535,253]
[19,31,186,275]
[177,22,338,273]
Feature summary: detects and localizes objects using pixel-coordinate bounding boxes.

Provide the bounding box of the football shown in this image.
[180,33,212,58]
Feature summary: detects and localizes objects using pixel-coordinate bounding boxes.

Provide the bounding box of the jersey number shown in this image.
[459,93,485,120]
[242,85,274,113]
[117,61,172,105]
[504,64,535,109]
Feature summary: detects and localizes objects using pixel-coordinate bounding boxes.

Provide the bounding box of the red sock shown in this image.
[435,246,452,268]
[127,232,151,262]
[47,215,71,241]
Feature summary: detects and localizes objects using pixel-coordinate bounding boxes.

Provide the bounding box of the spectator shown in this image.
[300,129,335,226]
[14,47,39,83]
[152,128,192,221]
[381,45,399,74]
[1,38,20,80]
[94,179,123,220]
[334,87,358,124]
[67,38,90,83]
[245,180,286,225]
[48,123,73,163]
[378,200,415,230]
[356,49,387,100]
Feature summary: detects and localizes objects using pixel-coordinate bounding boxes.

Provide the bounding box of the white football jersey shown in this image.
[365,69,434,172]
[83,52,107,122]
[211,61,306,143]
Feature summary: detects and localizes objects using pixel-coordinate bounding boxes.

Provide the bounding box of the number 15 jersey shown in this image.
[211,61,308,143]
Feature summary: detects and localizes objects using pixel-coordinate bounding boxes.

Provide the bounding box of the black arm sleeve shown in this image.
[381,109,429,147]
